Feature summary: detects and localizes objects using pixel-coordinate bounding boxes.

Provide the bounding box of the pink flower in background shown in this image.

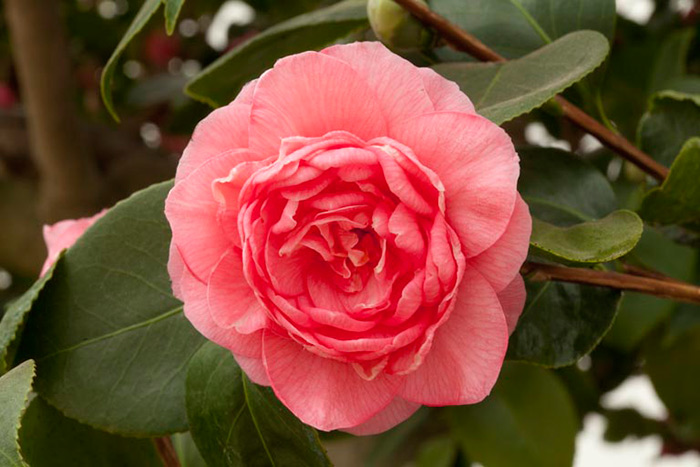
[41,210,107,276]
[166,42,531,434]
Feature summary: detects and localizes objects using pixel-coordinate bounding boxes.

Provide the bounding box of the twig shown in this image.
[154,437,181,467]
[392,0,669,182]
[522,262,700,305]
[620,263,686,284]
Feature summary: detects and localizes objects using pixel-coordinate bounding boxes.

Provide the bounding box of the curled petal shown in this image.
[343,397,420,436]
[497,273,527,335]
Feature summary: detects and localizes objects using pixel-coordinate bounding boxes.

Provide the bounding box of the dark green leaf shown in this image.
[186,342,331,467]
[433,31,609,124]
[172,432,208,467]
[18,397,161,467]
[18,181,205,436]
[648,28,696,94]
[530,210,643,264]
[164,0,186,35]
[100,0,162,122]
[0,360,35,467]
[416,437,458,467]
[186,0,369,107]
[448,363,577,467]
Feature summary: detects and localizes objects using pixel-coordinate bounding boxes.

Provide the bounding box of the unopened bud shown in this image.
[367,0,434,51]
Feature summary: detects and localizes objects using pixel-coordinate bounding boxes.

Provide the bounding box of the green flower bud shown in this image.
[367,0,435,51]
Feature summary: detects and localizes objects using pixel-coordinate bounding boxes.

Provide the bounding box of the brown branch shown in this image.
[620,263,687,284]
[522,262,700,305]
[392,0,669,182]
[154,437,181,467]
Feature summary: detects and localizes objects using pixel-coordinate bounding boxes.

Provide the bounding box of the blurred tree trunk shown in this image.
[5,0,102,222]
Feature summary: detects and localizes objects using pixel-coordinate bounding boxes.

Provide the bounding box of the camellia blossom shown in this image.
[166,42,531,435]
[40,210,107,276]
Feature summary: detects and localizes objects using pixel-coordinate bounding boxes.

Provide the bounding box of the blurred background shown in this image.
[0,0,699,466]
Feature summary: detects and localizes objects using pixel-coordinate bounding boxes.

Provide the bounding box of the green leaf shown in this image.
[172,433,208,467]
[0,261,58,375]
[0,360,35,467]
[640,138,700,228]
[638,91,700,167]
[164,0,186,35]
[448,363,578,467]
[186,0,369,107]
[100,0,163,122]
[18,181,205,436]
[530,210,643,264]
[431,0,615,59]
[432,31,609,124]
[416,437,458,467]
[186,342,331,467]
[18,397,161,467]
[649,28,696,94]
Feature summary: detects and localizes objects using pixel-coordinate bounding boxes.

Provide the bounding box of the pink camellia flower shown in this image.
[41,210,107,277]
[166,42,531,435]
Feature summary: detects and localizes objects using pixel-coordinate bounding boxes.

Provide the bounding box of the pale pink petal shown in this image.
[322,42,434,127]
[468,195,532,292]
[343,397,420,436]
[392,112,519,257]
[168,242,186,300]
[399,267,508,405]
[248,51,387,156]
[208,250,267,334]
[263,332,401,431]
[497,274,526,335]
[41,209,107,276]
[418,67,476,113]
[234,354,270,386]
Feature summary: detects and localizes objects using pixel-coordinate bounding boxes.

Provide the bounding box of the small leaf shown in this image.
[640,138,700,228]
[0,360,35,467]
[18,181,205,436]
[18,397,161,467]
[186,342,331,467]
[186,0,369,107]
[100,0,163,122]
[164,0,186,35]
[448,363,578,467]
[530,210,643,264]
[433,31,610,124]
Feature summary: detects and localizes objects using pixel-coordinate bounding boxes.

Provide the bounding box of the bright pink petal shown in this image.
[322,42,434,127]
[263,332,401,431]
[248,51,387,156]
[234,354,270,386]
[497,273,526,335]
[468,195,531,292]
[41,209,107,276]
[399,267,508,405]
[418,67,476,113]
[343,397,420,436]
[392,112,519,257]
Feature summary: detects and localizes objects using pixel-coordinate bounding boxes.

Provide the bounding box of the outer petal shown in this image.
[175,80,258,182]
[248,51,388,156]
[497,273,526,335]
[467,195,532,292]
[343,397,420,436]
[263,332,401,432]
[418,67,476,113]
[392,112,519,257]
[41,209,107,277]
[168,242,186,300]
[234,354,270,386]
[399,267,508,405]
[321,42,434,127]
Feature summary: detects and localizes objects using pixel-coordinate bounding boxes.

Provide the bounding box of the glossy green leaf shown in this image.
[18,181,205,436]
[164,0,186,35]
[0,261,58,375]
[0,360,35,467]
[433,31,609,124]
[530,210,643,264]
[431,0,615,59]
[448,363,577,467]
[186,0,369,107]
[100,0,162,121]
[186,342,331,467]
[638,91,700,167]
[18,397,161,467]
[640,138,700,228]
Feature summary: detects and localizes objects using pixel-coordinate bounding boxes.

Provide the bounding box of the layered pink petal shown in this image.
[234,354,270,386]
[322,42,434,127]
[263,332,401,431]
[248,51,387,156]
[497,274,527,335]
[418,67,476,113]
[343,397,420,436]
[168,242,186,300]
[468,195,532,292]
[399,267,508,405]
[41,209,106,277]
[391,112,519,257]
